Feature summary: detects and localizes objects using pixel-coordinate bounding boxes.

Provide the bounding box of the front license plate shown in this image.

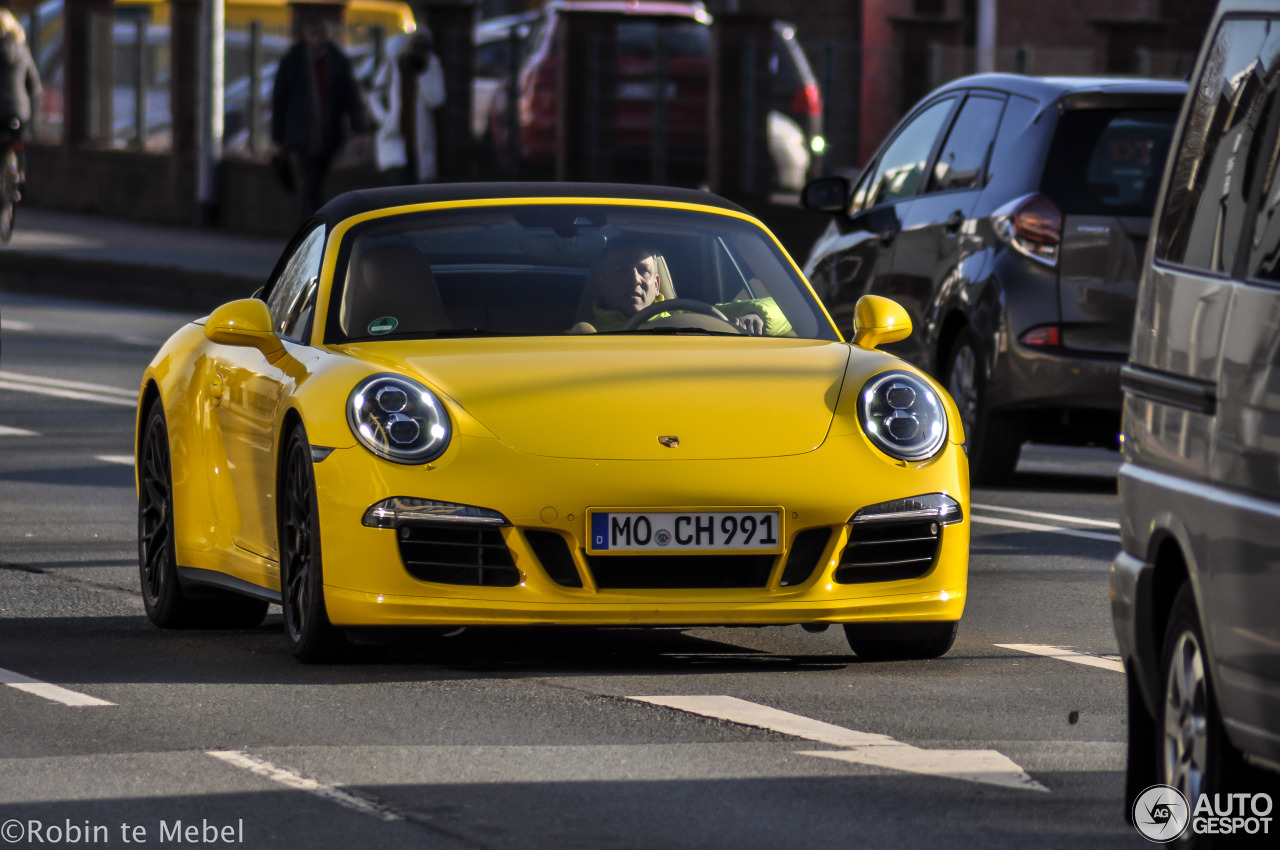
[587,510,782,554]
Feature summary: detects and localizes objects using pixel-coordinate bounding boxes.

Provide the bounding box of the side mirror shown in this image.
[801,175,851,214]
[204,298,283,358]
[852,295,911,350]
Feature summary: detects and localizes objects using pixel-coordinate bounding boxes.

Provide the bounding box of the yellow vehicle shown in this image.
[112,0,415,36]
[134,183,970,663]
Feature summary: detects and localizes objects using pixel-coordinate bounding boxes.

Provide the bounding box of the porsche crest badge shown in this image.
[658,436,680,448]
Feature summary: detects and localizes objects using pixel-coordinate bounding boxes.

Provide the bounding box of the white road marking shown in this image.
[996,644,1124,673]
[0,320,33,331]
[0,666,115,707]
[205,751,404,822]
[970,514,1120,543]
[96,455,135,466]
[0,380,136,408]
[630,695,1047,792]
[0,425,37,436]
[0,370,137,398]
[971,503,1120,529]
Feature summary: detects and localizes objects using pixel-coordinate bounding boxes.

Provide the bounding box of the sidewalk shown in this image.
[0,206,287,312]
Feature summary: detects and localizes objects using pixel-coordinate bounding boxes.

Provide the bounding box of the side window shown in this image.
[863,97,956,209]
[264,225,326,342]
[1157,18,1280,273]
[929,94,1006,192]
[475,40,509,78]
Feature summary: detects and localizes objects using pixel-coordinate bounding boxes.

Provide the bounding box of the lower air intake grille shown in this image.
[586,554,775,589]
[524,530,582,588]
[779,528,833,587]
[398,523,519,587]
[835,518,941,584]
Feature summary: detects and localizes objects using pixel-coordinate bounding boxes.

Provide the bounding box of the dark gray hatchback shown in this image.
[801,74,1186,483]
[1114,0,1280,841]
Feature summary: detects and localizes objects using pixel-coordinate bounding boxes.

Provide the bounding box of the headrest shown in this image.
[347,244,450,336]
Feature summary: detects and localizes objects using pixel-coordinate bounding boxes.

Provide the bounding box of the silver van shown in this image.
[1113,0,1280,838]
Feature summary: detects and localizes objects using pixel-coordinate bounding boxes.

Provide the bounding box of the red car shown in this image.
[490,1,712,179]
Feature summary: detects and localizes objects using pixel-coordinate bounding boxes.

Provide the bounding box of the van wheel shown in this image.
[1155,584,1279,847]
[843,621,958,660]
[943,328,1021,486]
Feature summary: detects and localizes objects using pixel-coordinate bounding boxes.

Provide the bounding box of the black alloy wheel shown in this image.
[842,621,958,661]
[138,403,187,626]
[943,328,1022,486]
[138,403,267,628]
[279,425,346,662]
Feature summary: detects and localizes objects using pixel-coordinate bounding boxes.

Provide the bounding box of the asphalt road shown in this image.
[0,291,1145,849]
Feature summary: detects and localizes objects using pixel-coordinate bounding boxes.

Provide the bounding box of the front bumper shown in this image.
[312,433,969,628]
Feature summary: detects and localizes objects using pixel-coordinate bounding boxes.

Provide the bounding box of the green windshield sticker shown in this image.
[368,317,398,336]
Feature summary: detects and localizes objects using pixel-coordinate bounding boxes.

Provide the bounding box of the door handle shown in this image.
[944,210,965,233]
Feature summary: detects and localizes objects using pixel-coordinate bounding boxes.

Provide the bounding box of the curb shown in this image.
[0,252,261,313]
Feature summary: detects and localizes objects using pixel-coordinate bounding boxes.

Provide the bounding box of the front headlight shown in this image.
[347,374,451,463]
[857,371,947,461]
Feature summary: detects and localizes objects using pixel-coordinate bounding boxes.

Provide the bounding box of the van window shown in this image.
[1042,109,1178,217]
[1156,18,1280,273]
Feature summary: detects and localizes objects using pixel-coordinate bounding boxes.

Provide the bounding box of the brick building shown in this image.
[722,0,1215,171]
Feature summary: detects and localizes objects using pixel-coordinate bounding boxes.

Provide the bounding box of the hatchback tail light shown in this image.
[792,83,822,118]
[1019,325,1061,347]
[993,193,1063,266]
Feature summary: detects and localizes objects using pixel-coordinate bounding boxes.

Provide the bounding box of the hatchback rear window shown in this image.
[1041,109,1178,217]
[617,20,710,59]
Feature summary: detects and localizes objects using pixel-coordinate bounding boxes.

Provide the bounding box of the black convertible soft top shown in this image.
[316,182,749,228]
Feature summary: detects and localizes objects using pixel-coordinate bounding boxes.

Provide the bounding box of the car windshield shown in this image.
[327,203,837,342]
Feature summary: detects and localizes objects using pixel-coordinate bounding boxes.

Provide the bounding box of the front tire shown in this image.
[943,328,1021,486]
[279,424,347,663]
[843,621,958,660]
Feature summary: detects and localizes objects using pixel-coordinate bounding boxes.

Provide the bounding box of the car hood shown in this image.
[345,337,852,460]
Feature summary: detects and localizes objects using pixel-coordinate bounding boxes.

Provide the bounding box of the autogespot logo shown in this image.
[1134,784,1191,842]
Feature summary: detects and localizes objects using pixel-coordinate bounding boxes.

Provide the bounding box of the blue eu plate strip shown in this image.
[591,513,610,550]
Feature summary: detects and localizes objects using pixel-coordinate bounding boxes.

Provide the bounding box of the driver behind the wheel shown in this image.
[580,237,791,336]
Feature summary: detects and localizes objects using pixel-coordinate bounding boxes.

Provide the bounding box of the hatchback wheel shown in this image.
[279,425,347,662]
[944,328,1021,486]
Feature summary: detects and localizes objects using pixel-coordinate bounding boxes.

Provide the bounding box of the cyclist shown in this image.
[0,7,40,198]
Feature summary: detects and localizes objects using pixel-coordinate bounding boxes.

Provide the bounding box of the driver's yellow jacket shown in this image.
[588,295,793,335]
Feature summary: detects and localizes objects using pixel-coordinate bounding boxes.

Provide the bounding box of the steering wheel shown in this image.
[621,298,734,331]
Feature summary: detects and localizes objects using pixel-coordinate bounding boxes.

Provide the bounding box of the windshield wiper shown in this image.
[601,327,743,336]
[428,328,520,338]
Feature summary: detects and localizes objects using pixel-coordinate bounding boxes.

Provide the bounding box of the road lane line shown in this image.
[630,695,1047,792]
[971,503,1120,529]
[0,667,115,707]
[0,371,137,398]
[96,455,135,466]
[0,381,136,408]
[0,425,37,436]
[969,514,1120,543]
[206,751,404,822]
[0,320,33,331]
[996,644,1124,673]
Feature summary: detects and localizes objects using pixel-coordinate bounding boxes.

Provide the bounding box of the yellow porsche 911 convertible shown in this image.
[135,183,969,662]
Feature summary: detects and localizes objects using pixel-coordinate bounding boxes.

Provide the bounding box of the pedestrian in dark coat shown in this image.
[271,15,367,219]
